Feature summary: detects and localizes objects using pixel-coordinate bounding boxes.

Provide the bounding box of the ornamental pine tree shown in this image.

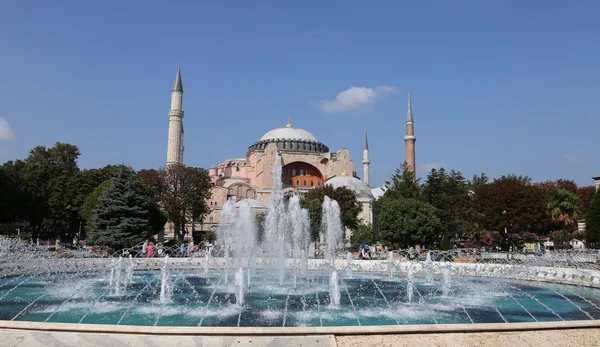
[90,166,151,250]
[585,192,600,247]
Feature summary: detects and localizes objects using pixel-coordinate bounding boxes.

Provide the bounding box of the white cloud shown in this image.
[318,86,397,113]
[422,161,446,172]
[0,117,15,141]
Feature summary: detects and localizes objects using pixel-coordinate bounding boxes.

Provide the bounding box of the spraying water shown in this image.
[443,263,452,297]
[159,255,172,304]
[407,263,414,304]
[425,251,434,285]
[235,267,245,307]
[322,196,343,266]
[329,270,341,308]
[265,154,287,285]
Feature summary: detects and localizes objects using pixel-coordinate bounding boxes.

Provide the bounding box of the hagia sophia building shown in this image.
[164,65,417,243]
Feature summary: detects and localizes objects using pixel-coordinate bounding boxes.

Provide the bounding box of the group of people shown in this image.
[141,240,154,258]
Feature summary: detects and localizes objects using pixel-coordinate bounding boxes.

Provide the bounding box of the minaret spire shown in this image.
[404,93,416,173]
[362,127,370,186]
[172,63,183,92]
[167,64,185,166]
[407,92,413,122]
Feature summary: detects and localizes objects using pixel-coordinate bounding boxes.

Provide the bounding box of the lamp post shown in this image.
[66,205,71,246]
[502,210,508,252]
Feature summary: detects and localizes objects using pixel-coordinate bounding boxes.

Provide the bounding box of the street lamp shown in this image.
[502,210,509,252]
[66,205,71,246]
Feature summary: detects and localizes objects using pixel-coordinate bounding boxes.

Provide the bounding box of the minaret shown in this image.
[404,93,416,173]
[362,127,370,186]
[167,64,184,166]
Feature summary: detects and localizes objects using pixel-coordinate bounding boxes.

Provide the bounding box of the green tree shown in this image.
[81,180,111,231]
[384,161,420,200]
[548,188,581,248]
[377,196,441,248]
[0,160,28,223]
[469,173,489,190]
[422,168,477,249]
[300,185,361,243]
[585,193,600,247]
[495,174,532,186]
[20,142,80,242]
[158,164,212,241]
[350,223,374,247]
[89,167,152,249]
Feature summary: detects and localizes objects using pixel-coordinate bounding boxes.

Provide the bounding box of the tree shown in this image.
[469,173,489,190]
[20,142,80,242]
[422,168,478,249]
[475,178,549,235]
[548,188,581,248]
[350,223,374,247]
[81,180,112,231]
[300,185,361,243]
[585,193,600,247]
[377,196,441,248]
[89,167,152,249]
[0,160,28,223]
[577,186,596,218]
[158,164,212,241]
[384,161,420,200]
[495,174,532,186]
[138,169,162,202]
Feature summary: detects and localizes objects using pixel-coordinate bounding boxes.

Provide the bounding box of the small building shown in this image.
[570,238,586,249]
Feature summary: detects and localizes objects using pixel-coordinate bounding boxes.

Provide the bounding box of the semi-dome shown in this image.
[259,126,318,142]
[326,175,374,200]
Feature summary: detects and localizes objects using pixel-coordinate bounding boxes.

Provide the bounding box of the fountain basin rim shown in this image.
[1,320,599,336]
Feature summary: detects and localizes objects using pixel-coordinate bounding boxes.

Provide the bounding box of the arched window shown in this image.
[310,181,314,187]
[296,180,300,186]
[237,186,243,197]
[303,180,307,186]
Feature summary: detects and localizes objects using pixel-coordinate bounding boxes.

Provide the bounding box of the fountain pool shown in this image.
[2,154,600,330]
[1,267,600,327]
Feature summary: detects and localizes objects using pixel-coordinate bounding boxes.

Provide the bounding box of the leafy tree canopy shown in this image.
[157,164,212,241]
[585,193,600,247]
[377,196,441,248]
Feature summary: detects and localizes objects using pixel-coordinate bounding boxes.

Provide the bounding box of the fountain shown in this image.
[2,156,600,328]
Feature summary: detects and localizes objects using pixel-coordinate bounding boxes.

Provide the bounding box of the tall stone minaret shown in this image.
[167,64,184,166]
[362,127,370,186]
[404,93,416,173]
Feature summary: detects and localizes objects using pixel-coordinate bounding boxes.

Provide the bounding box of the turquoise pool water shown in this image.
[1,269,599,327]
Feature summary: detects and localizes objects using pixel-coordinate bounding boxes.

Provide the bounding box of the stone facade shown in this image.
[203,120,356,230]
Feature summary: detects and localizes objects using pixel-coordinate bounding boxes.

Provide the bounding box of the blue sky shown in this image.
[0,1,598,187]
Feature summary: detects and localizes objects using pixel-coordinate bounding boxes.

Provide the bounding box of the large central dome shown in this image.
[259,126,318,142]
[248,118,328,154]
